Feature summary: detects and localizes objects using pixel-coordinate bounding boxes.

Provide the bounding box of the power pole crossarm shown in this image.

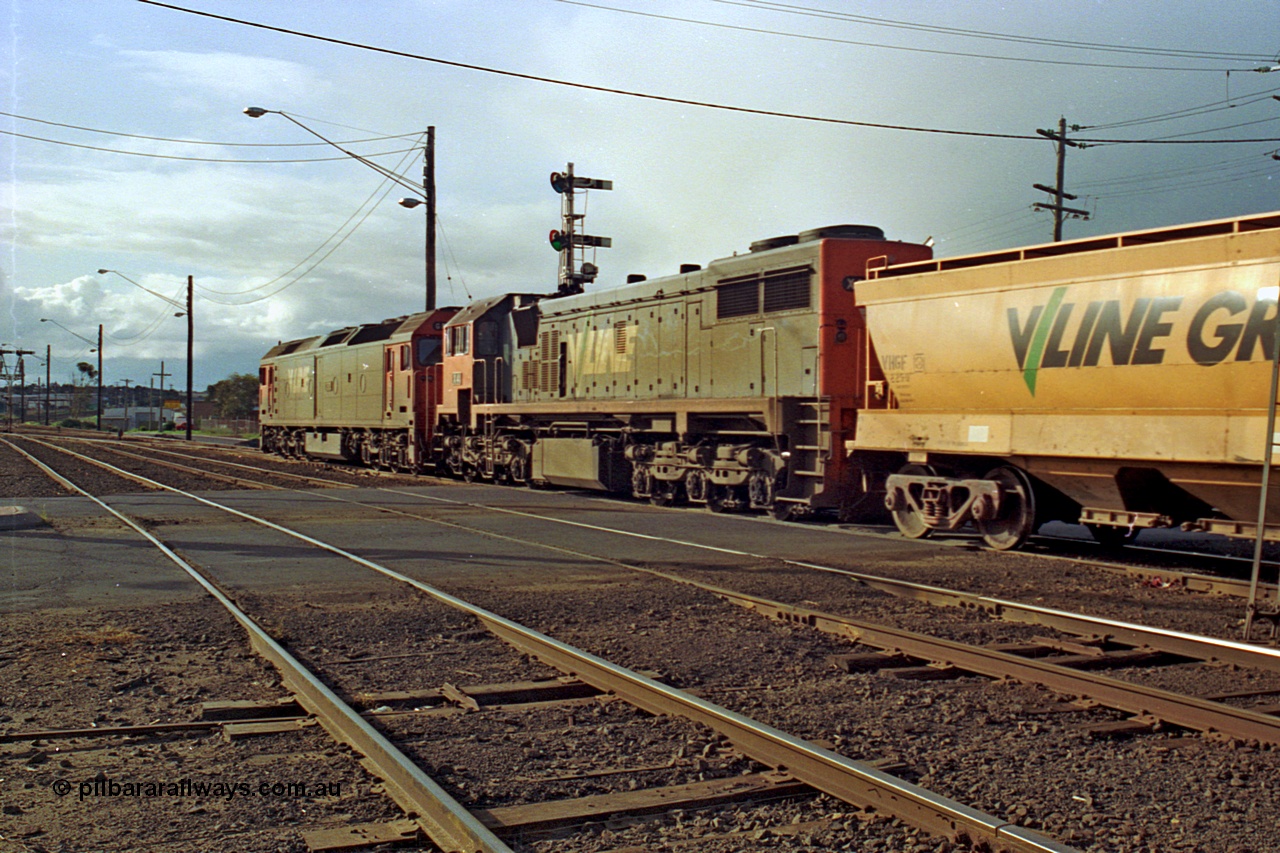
[1033,118,1089,242]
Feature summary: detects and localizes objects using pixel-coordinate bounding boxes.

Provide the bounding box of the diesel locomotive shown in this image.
[259,209,1280,551]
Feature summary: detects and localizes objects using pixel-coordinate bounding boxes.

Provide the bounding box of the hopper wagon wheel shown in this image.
[976,466,1037,551]
[1085,523,1139,548]
[889,464,935,540]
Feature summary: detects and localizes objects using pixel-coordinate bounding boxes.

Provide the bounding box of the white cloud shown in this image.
[119,50,327,104]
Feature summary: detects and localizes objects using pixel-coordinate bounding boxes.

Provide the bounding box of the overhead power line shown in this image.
[714,0,1274,63]
[1083,91,1280,131]
[559,0,1268,72]
[0,127,422,163]
[136,1,1280,145]
[0,110,421,147]
[197,135,426,304]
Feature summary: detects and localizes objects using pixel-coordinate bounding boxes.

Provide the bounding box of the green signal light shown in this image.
[549,229,569,251]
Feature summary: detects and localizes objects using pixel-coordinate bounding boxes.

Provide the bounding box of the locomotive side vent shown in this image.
[716,266,813,319]
[537,329,561,394]
[614,321,629,354]
[716,277,760,318]
[762,268,811,312]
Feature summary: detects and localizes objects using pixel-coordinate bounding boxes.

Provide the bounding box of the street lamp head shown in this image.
[398,198,425,209]
[40,318,48,322]
[243,106,270,118]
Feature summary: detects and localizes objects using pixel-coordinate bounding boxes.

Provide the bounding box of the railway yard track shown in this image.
[3,432,1280,852]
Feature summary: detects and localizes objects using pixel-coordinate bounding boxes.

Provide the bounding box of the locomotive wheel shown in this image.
[631,466,650,499]
[889,464,934,540]
[685,469,710,503]
[747,470,776,509]
[770,501,795,522]
[709,485,748,513]
[1085,523,1139,547]
[506,451,529,486]
[975,466,1037,551]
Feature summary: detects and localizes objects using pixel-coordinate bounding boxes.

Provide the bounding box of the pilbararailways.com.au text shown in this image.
[51,776,342,801]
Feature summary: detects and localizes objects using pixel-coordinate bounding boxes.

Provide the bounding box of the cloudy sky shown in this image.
[2,0,1278,391]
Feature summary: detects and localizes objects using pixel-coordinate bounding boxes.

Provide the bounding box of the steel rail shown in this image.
[700,583,1280,746]
[87,438,360,489]
[207,479,1280,747]
[2,438,513,853]
[124,436,1279,599]
[46,438,1280,734]
[55,439,1280,742]
[380,488,1280,674]
[59,439,282,491]
[17,436,1075,853]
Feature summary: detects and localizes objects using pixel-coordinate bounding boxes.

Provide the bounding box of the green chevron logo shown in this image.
[1010,286,1067,395]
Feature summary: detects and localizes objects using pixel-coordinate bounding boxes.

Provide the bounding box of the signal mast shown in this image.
[548,162,612,295]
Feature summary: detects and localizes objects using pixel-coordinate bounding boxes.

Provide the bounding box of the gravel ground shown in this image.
[8,436,1279,851]
[0,602,402,853]
[0,440,76,499]
[430,556,1280,853]
[4,436,149,498]
[215,581,995,852]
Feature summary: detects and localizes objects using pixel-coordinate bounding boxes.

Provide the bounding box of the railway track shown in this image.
[8,433,1280,848]
[4,436,1081,852]
[36,431,1280,605]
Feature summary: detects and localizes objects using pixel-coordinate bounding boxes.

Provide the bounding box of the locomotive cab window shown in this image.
[417,337,442,366]
[446,325,469,356]
[474,320,499,357]
[400,344,411,371]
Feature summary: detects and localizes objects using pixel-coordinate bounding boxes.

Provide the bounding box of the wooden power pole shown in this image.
[1033,118,1090,242]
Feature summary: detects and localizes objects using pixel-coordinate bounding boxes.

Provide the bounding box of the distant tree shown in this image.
[71,362,98,416]
[205,373,258,419]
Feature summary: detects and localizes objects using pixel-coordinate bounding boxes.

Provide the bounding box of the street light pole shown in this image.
[425,126,436,311]
[97,269,193,440]
[244,107,436,311]
[96,324,103,430]
[40,319,103,427]
[186,275,194,440]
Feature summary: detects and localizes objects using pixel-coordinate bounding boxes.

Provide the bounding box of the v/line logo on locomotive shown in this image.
[1009,285,1280,395]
